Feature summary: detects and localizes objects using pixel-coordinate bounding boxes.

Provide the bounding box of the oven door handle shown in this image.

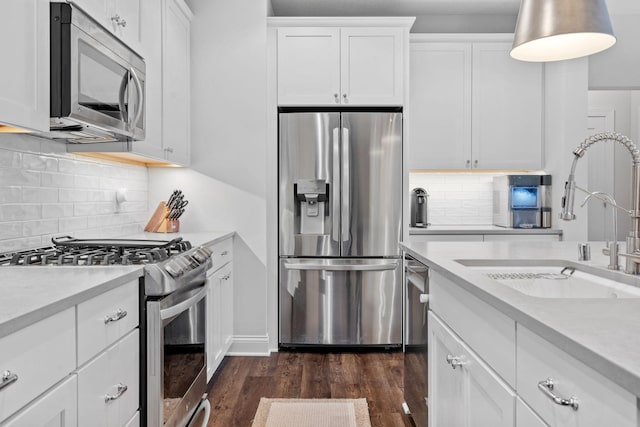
[160,284,208,321]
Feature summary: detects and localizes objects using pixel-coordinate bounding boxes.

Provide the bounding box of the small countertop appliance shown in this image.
[410,188,429,228]
[493,175,552,228]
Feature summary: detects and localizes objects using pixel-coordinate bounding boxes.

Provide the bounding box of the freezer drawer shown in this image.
[279,258,402,346]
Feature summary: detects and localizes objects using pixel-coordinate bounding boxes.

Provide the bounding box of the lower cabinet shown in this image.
[429,312,515,427]
[1,376,77,427]
[206,238,234,381]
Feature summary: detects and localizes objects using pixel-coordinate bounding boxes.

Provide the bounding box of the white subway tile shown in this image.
[0,222,22,239]
[0,149,21,168]
[23,187,58,203]
[74,174,101,189]
[23,219,59,236]
[0,187,21,203]
[0,168,40,186]
[41,172,75,188]
[59,216,88,231]
[0,205,40,221]
[74,202,117,216]
[59,188,89,202]
[22,153,58,171]
[42,203,74,218]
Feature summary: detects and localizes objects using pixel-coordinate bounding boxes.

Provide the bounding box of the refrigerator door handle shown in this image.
[332,127,341,243]
[284,261,398,272]
[341,127,350,243]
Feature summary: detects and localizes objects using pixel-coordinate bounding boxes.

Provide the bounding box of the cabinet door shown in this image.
[428,312,465,427]
[1,376,77,427]
[341,28,404,106]
[277,28,341,106]
[113,0,142,53]
[0,0,49,132]
[162,0,191,166]
[516,398,547,427]
[205,271,223,381]
[220,262,234,353]
[471,43,543,170]
[409,43,472,170]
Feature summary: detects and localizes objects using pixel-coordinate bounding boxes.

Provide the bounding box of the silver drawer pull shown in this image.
[104,309,127,324]
[222,274,231,281]
[220,250,229,256]
[446,354,465,370]
[0,370,18,391]
[105,383,128,403]
[537,378,579,410]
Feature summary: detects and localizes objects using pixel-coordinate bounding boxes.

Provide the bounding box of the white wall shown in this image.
[589,13,640,89]
[149,0,270,354]
[0,134,147,252]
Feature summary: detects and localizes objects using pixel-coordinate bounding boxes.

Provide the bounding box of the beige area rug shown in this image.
[251,398,372,427]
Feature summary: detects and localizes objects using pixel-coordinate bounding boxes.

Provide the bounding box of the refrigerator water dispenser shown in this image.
[295,179,328,234]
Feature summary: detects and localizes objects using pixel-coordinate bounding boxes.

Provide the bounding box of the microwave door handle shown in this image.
[118,72,129,123]
[130,67,144,128]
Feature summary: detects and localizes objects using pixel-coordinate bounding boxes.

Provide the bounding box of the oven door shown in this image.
[147,284,208,427]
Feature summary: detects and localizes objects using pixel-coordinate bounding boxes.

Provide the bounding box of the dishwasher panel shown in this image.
[279,258,402,347]
[404,255,429,426]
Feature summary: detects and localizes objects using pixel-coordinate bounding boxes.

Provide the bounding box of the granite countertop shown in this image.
[401,240,640,397]
[0,230,235,340]
[409,225,563,235]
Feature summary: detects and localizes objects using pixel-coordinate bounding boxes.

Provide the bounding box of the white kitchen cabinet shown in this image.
[71,0,142,55]
[429,312,516,427]
[0,376,77,427]
[516,398,547,427]
[276,20,410,106]
[206,238,234,381]
[409,35,544,170]
[135,0,192,166]
[0,0,49,132]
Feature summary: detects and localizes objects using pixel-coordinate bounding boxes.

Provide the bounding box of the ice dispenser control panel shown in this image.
[294,179,328,234]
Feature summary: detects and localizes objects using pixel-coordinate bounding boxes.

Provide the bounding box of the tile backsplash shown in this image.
[0,134,148,252]
[409,172,503,225]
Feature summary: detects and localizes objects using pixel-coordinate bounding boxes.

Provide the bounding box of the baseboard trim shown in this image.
[227,335,271,356]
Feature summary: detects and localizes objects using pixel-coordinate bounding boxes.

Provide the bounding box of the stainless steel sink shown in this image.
[456,260,640,299]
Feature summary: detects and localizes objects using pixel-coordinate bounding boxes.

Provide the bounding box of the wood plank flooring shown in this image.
[205,351,416,427]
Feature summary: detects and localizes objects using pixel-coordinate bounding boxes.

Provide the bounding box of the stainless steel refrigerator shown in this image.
[278,110,403,347]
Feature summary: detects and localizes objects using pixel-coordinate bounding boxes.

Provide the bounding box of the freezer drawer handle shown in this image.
[0,371,18,391]
[419,294,429,304]
[537,378,579,410]
[104,383,128,403]
[285,261,398,272]
[104,308,127,324]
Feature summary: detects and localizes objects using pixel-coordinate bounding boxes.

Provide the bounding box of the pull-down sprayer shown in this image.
[560,132,640,274]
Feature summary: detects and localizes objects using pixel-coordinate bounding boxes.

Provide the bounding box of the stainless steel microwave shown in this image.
[49,3,145,143]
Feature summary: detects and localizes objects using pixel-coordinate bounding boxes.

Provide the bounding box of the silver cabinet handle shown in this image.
[474,159,478,168]
[104,308,127,324]
[537,378,579,410]
[0,371,18,391]
[342,93,348,103]
[419,294,429,304]
[118,18,127,27]
[446,354,465,370]
[222,274,231,281]
[334,93,339,103]
[220,250,229,256]
[466,160,471,168]
[104,383,128,403]
[111,14,121,24]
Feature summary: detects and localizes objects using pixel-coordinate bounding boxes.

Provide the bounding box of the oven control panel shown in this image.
[164,246,212,278]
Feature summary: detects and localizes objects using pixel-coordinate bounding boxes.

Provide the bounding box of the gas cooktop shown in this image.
[0,236,193,266]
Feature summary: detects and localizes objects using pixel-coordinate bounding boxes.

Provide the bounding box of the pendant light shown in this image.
[511,0,616,62]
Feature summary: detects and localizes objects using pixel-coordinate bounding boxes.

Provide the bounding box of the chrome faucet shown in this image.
[580,191,620,269]
[560,132,640,274]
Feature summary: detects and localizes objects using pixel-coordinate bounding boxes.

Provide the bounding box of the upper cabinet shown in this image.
[0,0,49,132]
[409,35,544,171]
[274,18,414,106]
[71,0,142,55]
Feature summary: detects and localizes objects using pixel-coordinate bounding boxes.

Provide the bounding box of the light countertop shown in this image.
[401,240,640,397]
[409,225,563,235]
[0,230,235,339]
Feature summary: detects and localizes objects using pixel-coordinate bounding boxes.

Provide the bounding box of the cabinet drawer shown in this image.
[0,308,76,422]
[430,270,516,387]
[516,397,547,427]
[0,375,77,427]
[77,329,139,427]
[517,325,636,427]
[77,280,139,366]
[209,238,232,273]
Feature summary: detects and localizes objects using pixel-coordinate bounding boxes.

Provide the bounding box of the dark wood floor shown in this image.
[205,351,415,427]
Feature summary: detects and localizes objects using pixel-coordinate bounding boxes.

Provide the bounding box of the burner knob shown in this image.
[165,260,183,277]
[192,246,212,263]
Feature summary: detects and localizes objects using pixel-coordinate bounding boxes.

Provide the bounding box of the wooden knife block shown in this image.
[144,201,180,233]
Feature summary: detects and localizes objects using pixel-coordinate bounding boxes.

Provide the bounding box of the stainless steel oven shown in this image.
[146,276,211,427]
[50,3,145,143]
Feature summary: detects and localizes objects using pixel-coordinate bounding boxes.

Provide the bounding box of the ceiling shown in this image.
[270,0,640,17]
